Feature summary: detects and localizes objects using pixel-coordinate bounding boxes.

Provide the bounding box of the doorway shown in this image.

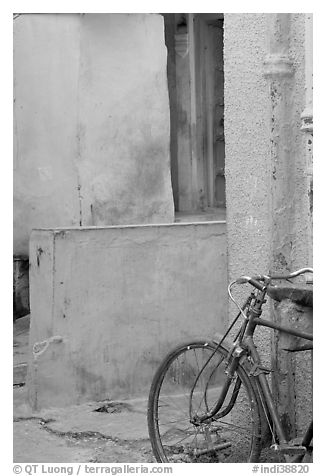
[163,13,225,216]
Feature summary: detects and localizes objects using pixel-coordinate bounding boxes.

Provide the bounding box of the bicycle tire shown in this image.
[147,340,262,463]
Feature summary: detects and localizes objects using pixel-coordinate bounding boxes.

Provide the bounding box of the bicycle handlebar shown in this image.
[228,268,313,320]
[268,267,313,280]
[235,268,313,289]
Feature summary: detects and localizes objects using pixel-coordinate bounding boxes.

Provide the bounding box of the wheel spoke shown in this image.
[158,416,191,426]
[148,341,262,463]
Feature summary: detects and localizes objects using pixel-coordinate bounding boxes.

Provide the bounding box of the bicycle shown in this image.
[147,268,313,463]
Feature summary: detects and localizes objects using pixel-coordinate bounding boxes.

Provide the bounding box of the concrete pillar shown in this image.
[263,13,313,439]
[295,13,313,437]
[225,13,312,438]
[224,13,272,364]
[300,13,313,264]
[263,13,295,273]
[263,14,297,438]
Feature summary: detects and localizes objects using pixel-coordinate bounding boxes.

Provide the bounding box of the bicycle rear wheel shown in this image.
[148,340,262,462]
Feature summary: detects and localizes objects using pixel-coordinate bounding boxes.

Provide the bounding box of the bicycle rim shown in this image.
[148,341,262,463]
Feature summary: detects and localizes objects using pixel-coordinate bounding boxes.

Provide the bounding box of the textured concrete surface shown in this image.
[27,222,227,409]
[224,13,312,435]
[14,13,173,256]
[224,13,272,370]
[224,13,271,288]
[14,416,95,463]
[76,14,173,228]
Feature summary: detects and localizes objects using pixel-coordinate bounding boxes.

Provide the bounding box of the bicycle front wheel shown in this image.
[148,340,262,463]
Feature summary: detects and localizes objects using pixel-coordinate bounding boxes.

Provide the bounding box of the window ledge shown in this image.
[174,208,226,223]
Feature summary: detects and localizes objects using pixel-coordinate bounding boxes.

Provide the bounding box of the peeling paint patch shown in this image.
[274,252,288,269]
[36,247,44,267]
[308,181,313,215]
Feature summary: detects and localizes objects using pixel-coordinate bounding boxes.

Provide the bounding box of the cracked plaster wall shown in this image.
[13,13,174,256]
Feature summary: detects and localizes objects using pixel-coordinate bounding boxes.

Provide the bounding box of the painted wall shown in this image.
[27,222,227,409]
[13,14,174,257]
[224,13,312,436]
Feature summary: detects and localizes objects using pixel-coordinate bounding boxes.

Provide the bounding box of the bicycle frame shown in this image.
[243,285,312,447]
[198,283,313,453]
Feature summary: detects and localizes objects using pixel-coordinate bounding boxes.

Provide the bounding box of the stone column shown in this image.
[296,13,313,436]
[225,13,312,440]
[224,12,271,362]
[263,13,295,274]
[300,13,313,264]
[263,13,312,439]
[263,13,296,439]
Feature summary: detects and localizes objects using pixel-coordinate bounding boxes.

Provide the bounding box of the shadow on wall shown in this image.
[14,256,30,320]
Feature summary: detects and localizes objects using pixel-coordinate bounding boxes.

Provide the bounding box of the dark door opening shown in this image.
[163,13,225,215]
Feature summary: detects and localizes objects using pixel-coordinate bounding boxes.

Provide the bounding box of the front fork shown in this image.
[191,344,244,425]
[191,289,266,425]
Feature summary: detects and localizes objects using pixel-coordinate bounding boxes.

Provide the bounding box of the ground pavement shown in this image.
[13,316,155,463]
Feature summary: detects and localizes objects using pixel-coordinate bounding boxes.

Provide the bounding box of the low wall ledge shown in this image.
[31,220,226,233]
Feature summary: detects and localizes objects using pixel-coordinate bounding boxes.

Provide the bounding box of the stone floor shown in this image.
[13,315,155,463]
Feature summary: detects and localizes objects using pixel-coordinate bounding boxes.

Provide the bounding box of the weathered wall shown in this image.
[13,14,81,256]
[27,222,227,409]
[287,13,313,436]
[224,13,272,363]
[224,13,312,437]
[13,13,174,257]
